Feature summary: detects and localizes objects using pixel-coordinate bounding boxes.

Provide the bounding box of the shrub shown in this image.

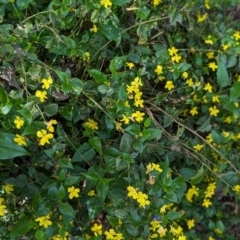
[0,0,240,239]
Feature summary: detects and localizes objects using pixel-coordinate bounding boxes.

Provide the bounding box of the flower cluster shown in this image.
[185,185,199,202]
[127,186,150,208]
[35,213,52,228]
[149,220,167,238]
[35,76,53,102]
[84,118,99,130]
[104,228,123,240]
[168,46,182,63]
[202,182,216,208]
[146,163,163,174]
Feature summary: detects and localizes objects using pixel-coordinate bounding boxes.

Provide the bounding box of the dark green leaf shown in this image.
[119,133,132,153]
[89,137,103,155]
[96,181,109,203]
[10,216,35,237]
[44,104,58,117]
[87,197,103,220]
[167,211,183,221]
[217,58,229,88]
[124,124,141,135]
[72,143,96,162]
[59,203,75,218]
[230,81,240,102]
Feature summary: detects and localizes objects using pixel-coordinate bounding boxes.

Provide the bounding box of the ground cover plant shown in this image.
[0,0,240,239]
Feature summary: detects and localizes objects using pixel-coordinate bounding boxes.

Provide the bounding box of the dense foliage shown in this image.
[0,0,240,239]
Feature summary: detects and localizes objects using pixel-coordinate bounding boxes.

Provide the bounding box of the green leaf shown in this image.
[141,128,162,141]
[87,197,103,220]
[96,181,109,203]
[0,133,30,159]
[58,184,66,200]
[109,56,127,74]
[178,63,191,72]
[88,69,107,84]
[0,85,8,103]
[217,58,229,88]
[59,203,75,218]
[72,143,96,162]
[230,81,240,102]
[65,176,81,186]
[55,70,69,83]
[166,211,183,221]
[112,0,131,4]
[89,137,103,155]
[32,191,41,213]
[98,84,109,94]
[59,158,73,169]
[220,95,239,117]
[124,124,141,135]
[44,104,58,117]
[10,216,35,237]
[119,133,132,153]
[100,21,121,43]
[35,229,46,240]
[81,171,100,183]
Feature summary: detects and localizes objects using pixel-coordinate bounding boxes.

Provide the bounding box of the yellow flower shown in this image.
[84,118,99,130]
[131,111,145,122]
[46,119,57,132]
[88,190,96,196]
[153,0,162,6]
[0,203,6,216]
[182,72,188,79]
[35,214,52,228]
[168,47,178,56]
[223,116,232,124]
[91,223,103,236]
[41,76,53,89]
[206,133,213,143]
[90,24,98,33]
[127,186,138,199]
[233,184,240,193]
[131,77,142,88]
[202,198,212,208]
[51,232,68,240]
[100,0,112,8]
[165,80,174,91]
[209,237,215,240]
[212,95,220,103]
[126,62,135,69]
[84,52,90,62]
[68,186,80,199]
[209,105,219,116]
[233,31,240,41]
[115,122,122,131]
[120,115,130,124]
[197,13,207,23]
[146,163,163,174]
[14,134,27,146]
[204,82,213,92]
[208,62,218,71]
[124,101,130,107]
[154,65,163,75]
[37,129,54,146]
[186,78,194,86]
[206,52,215,59]
[222,43,231,51]
[190,107,198,116]
[205,0,210,9]
[136,191,150,208]
[4,184,14,194]
[134,98,144,108]
[14,116,24,129]
[204,182,216,198]
[205,35,213,45]
[171,54,182,63]
[193,144,203,151]
[187,219,195,230]
[35,90,48,102]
